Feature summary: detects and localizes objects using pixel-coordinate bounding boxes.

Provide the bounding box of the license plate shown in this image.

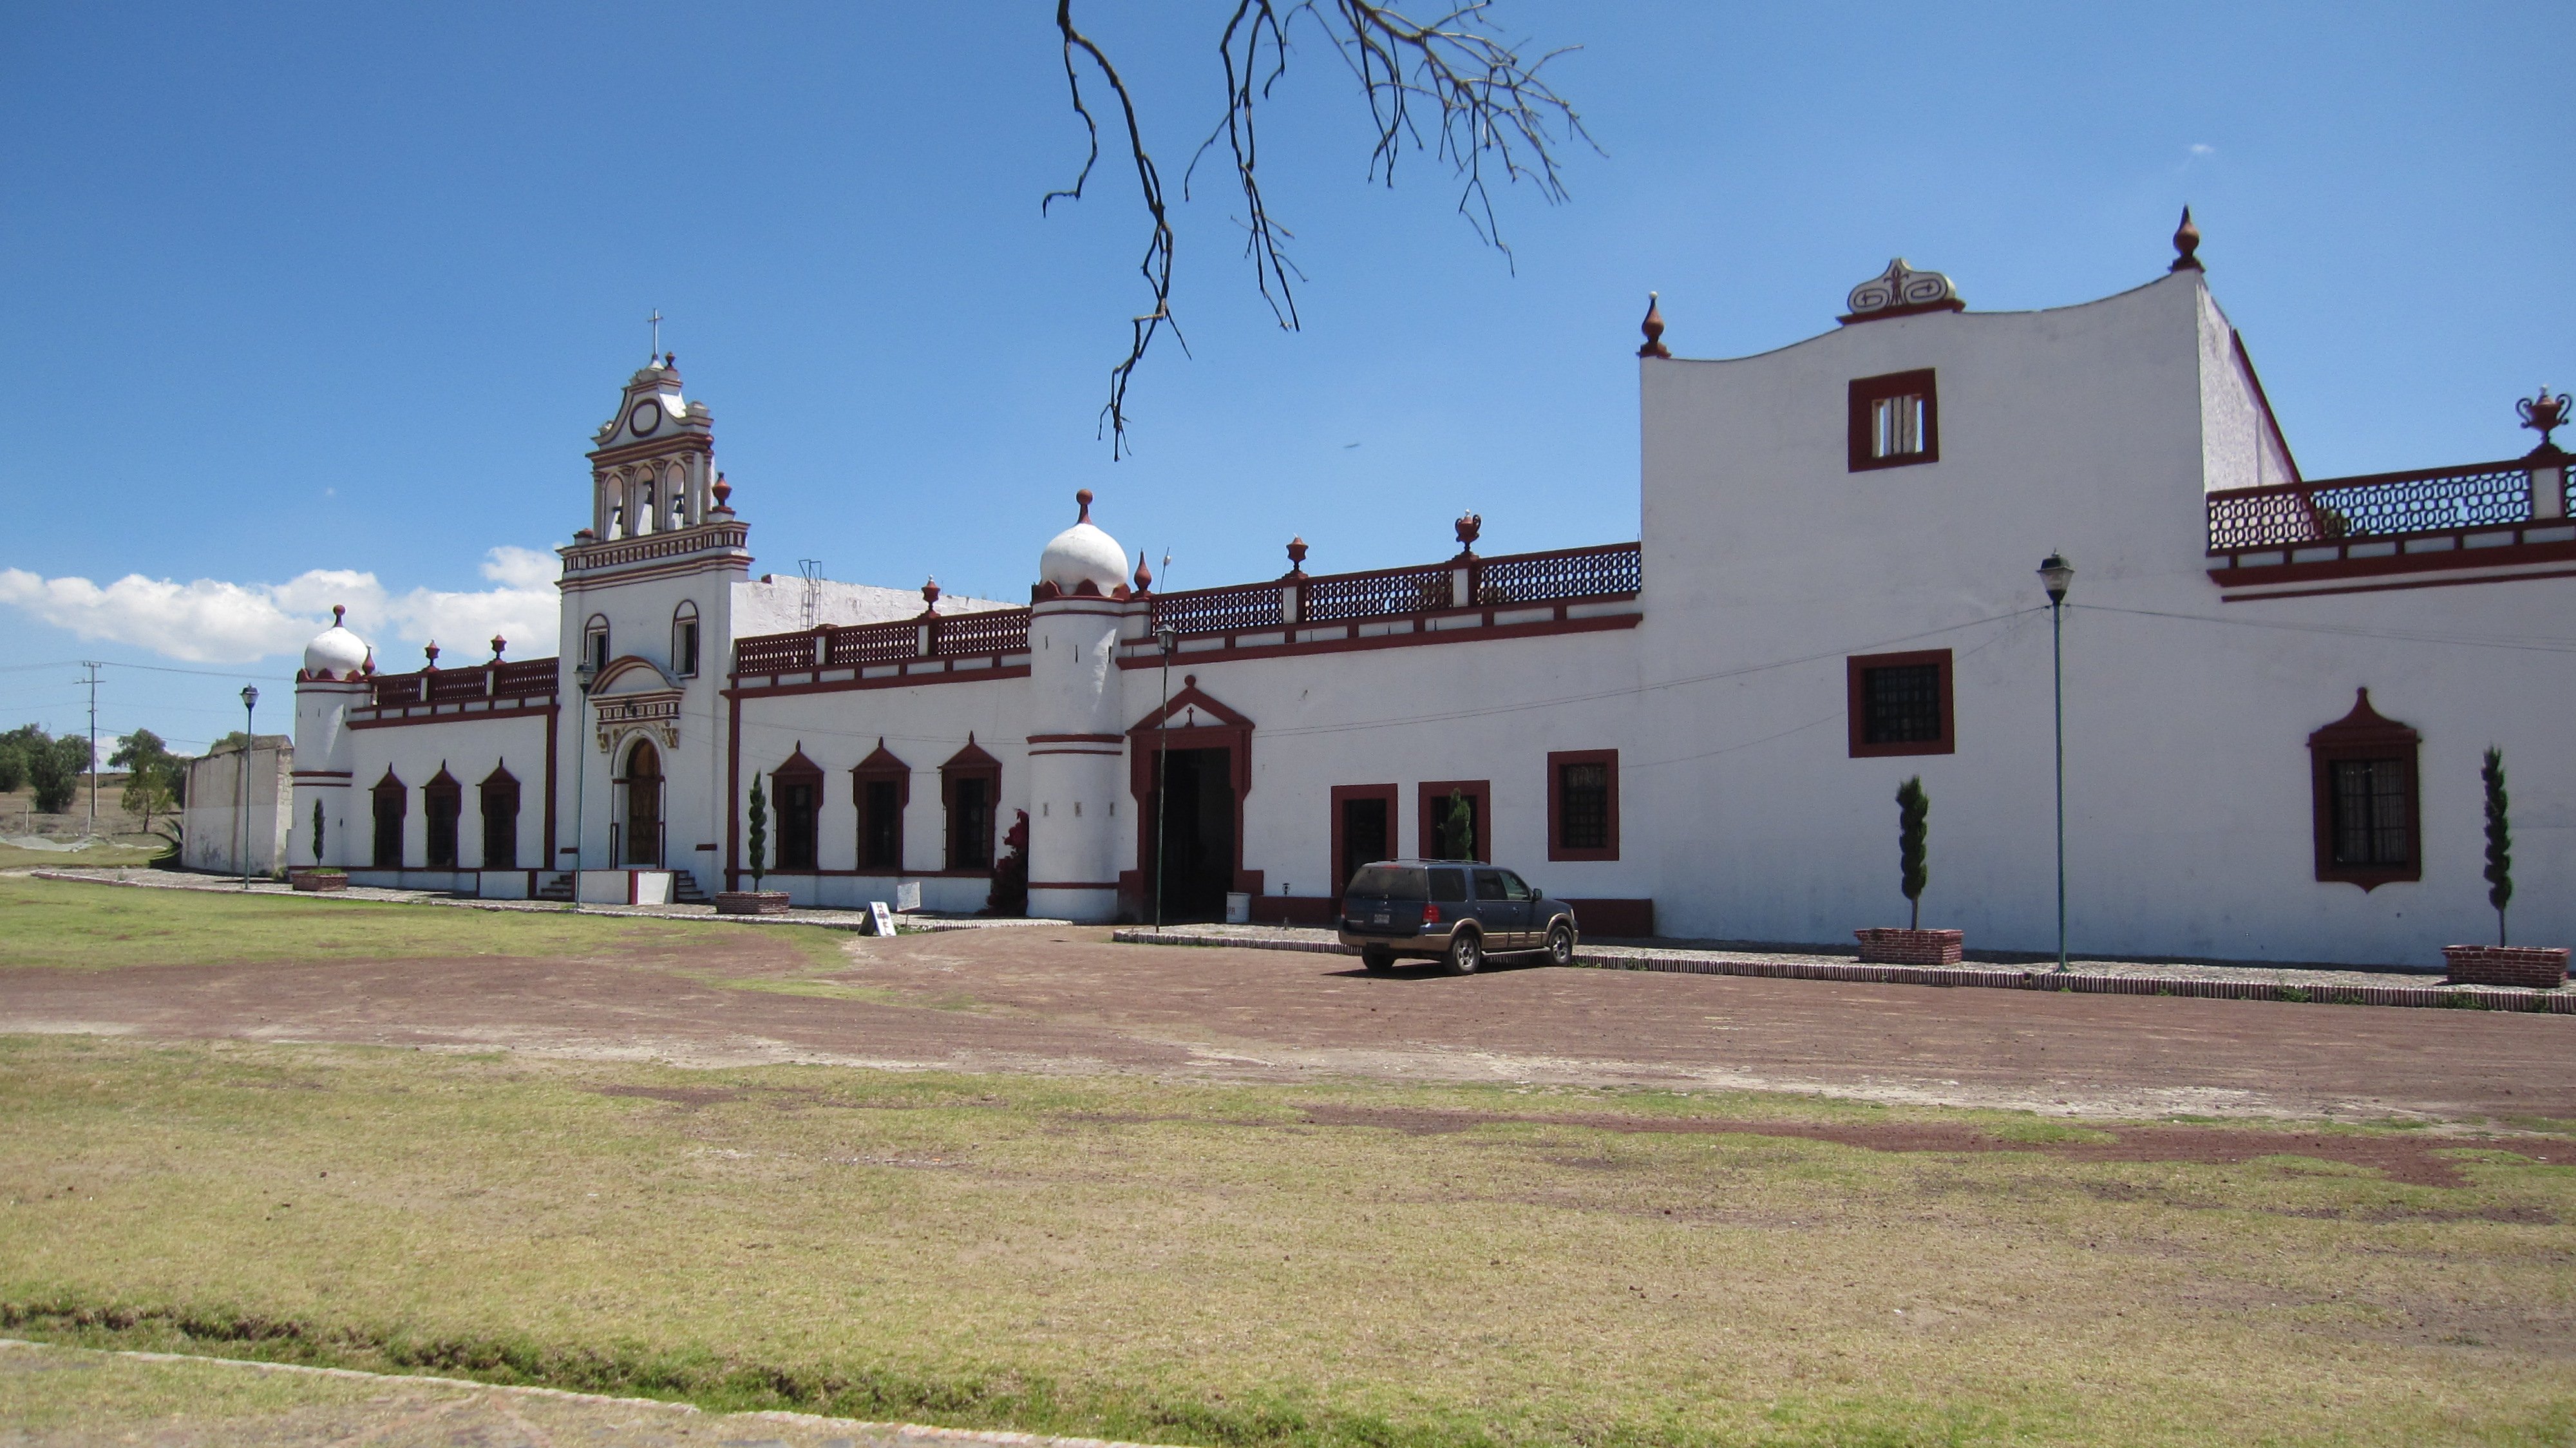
[1372,913,1389,926]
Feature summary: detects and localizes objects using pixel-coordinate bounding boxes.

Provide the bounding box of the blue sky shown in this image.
[1,1,2565,753]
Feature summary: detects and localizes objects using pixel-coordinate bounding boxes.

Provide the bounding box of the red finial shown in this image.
[1638,292,1671,359]
[711,472,732,509]
[1454,511,1482,554]
[922,576,942,612]
[1133,551,1153,593]
[2519,386,2571,455]
[664,352,676,368]
[2170,207,2203,272]
[1075,488,1094,524]
[1285,536,1309,578]
[490,634,507,660]
[331,604,345,627]
[423,641,440,671]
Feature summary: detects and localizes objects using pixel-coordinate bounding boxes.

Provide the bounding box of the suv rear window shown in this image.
[1347,866,1426,900]
[1429,868,1468,903]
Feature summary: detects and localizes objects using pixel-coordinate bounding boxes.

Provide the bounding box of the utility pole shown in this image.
[80,662,100,839]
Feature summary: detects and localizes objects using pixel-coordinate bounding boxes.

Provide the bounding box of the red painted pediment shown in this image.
[2308,688,2418,749]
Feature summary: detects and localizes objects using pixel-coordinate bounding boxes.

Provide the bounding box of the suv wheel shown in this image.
[1443,929,1482,976]
[1361,946,1396,973]
[1545,921,1575,966]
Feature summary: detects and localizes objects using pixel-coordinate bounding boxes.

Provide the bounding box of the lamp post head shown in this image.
[1155,624,1177,656]
[2038,553,2074,605]
[240,684,258,712]
[574,660,598,694]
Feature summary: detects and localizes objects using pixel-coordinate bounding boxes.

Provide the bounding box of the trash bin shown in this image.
[1224,891,1251,924]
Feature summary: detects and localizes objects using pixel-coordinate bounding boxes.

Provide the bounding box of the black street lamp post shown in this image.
[2037,553,2075,972]
[572,660,598,900]
[238,685,258,890]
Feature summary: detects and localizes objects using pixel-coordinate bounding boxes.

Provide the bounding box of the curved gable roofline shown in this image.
[1664,269,2204,368]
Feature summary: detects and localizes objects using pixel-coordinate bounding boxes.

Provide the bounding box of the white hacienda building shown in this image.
[292,220,2574,966]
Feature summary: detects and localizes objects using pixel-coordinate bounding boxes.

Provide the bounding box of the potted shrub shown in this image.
[289,799,348,892]
[2445,748,2567,987]
[1856,776,1962,966]
[716,777,791,915]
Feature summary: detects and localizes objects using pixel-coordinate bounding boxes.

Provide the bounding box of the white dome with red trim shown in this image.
[1038,490,1127,596]
[303,606,370,679]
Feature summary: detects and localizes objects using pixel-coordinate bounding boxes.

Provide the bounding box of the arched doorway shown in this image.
[623,738,663,866]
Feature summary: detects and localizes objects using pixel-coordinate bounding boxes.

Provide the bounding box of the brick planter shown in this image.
[288,870,349,893]
[714,891,792,916]
[1855,928,1964,966]
[2443,945,2569,989]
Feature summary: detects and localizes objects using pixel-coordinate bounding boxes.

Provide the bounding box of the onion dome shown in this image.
[1037,490,1128,596]
[302,605,370,680]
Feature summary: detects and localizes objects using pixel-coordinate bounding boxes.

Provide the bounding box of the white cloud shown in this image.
[0,547,562,666]
[2188,143,2215,157]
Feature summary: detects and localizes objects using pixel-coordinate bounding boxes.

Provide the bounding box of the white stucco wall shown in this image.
[184,739,291,876]
[1631,271,2570,964]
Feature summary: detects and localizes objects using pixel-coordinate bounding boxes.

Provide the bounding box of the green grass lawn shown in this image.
[0,875,841,970]
[1,1036,2569,1447]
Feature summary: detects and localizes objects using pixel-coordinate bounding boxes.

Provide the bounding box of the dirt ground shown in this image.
[3,922,2570,1123]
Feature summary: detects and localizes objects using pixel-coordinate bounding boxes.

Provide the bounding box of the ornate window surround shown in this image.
[2307,688,2422,890]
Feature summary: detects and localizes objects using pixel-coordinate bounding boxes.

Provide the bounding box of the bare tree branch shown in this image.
[1050,1,1591,457]
[1047,0,1183,460]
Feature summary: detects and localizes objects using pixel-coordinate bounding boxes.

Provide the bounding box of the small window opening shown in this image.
[1848,368,1940,471]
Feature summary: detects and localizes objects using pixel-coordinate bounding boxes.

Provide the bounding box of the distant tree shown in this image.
[746,777,770,891]
[110,729,184,830]
[1047,2,1593,455]
[0,725,34,793]
[26,731,83,815]
[1896,776,1929,930]
[312,798,327,867]
[2483,747,2512,947]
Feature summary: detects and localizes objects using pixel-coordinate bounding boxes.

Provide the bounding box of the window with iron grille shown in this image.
[2307,689,2420,888]
[1848,369,1939,472]
[422,774,461,869]
[2330,759,2410,867]
[1548,750,1619,861]
[1846,650,1953,757]
[774,779,817,870]
[371,773,406,868]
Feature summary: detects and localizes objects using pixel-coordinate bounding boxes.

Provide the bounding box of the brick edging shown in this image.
[1109,929,2576,1014]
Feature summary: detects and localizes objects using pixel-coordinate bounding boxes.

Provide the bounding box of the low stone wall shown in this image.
[2443,946,2570,990]
[1855,928,1964,965]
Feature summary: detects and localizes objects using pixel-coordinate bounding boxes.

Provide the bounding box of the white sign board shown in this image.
[893,880,921,913]
[867,901,898,937]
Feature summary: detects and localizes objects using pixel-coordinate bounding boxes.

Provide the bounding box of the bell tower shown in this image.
[554,352,751,899]
[582,354,716,541]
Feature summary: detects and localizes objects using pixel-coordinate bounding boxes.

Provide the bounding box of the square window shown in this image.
[1848,369,1939,472]
[1846,649,1955,757]
[1547,749,1619,861]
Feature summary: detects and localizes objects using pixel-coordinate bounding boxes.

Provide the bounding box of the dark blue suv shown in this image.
[1338,859,1579,975]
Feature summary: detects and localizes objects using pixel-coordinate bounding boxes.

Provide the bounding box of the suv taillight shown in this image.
[1422,904,1442,924]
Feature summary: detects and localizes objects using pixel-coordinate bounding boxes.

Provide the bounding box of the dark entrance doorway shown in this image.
[623,739,663,866]
[1339,794,1389,894]
[1147,746,1236,921]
